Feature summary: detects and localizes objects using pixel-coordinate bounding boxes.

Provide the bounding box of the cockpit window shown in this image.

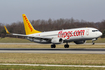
[92,30,99,32]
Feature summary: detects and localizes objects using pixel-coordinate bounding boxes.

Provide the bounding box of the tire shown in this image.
[51,44,56,48]
[92,43,95,45]
[51,45,54,48]
[64,44,69,48]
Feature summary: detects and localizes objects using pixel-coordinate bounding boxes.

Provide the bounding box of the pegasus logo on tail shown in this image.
[24,16,33,32]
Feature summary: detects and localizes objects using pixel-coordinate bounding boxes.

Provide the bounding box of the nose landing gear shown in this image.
[92,41,95,45]
[92,38,97,45]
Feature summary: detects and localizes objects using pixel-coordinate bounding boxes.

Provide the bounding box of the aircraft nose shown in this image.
[99,32,102,37]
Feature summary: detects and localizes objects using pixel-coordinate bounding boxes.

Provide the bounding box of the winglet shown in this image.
[4,26,10,34]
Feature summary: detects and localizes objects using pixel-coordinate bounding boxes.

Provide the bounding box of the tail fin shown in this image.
[22,14,41,35]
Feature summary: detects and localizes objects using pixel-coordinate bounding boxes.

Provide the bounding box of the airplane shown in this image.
[4,14,102,48]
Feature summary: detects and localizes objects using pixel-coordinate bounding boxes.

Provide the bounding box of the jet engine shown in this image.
[74,40,86,44]
[51,38,63,44]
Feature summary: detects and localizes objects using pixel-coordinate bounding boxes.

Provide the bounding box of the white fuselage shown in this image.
[27,27,102,43]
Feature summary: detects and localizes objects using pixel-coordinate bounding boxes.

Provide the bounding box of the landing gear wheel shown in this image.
[92,41,95,45]
[64,44,69,48]
[92,42,95,45]
[51,44,56,48]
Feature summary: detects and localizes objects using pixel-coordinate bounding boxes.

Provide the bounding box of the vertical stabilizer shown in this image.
[22,14,41,35]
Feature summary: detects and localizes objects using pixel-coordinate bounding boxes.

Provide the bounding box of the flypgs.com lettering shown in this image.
[24,16,33,32]
[58,30,85,39]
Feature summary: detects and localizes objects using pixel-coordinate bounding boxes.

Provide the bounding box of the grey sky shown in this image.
[0,0,105,24]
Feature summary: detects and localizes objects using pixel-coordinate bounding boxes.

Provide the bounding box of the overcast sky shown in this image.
[0,0,105,24]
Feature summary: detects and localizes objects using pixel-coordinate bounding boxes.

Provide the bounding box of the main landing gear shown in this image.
[51,44,56,48]
[64,43,69,48]
[51,43,69,48]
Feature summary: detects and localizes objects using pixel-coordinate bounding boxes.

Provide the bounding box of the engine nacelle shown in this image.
[51,38,63,44]
[74,40,86,44]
